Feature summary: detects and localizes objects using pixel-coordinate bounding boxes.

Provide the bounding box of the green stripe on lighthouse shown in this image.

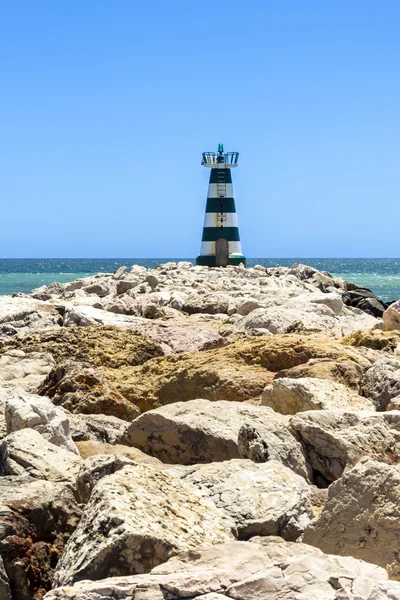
[202,227,240,242]
[209,170,232,184]
[206,198,237,212]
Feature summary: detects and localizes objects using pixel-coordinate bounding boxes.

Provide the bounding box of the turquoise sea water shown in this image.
[1,259,400,301]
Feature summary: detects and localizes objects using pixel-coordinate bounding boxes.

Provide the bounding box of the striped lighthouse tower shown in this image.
[196,143,246,267]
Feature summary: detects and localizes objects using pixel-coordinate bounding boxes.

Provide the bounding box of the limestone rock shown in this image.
[179,459,313,540]
[38,360,139,421]
[183,293,230,315]
[75,453,136,503]
[0,297,61,344]
[237,305,337,334]
[44,539,398,600]
[275,358,365,392]
[67,412,130,445]
[103,334,368,412]
[0,349,55,392]
[0,475,81,599]
[82,282,111,297]
[2,325,163,369]
[4,387,78,454]
[342,327,400,352]
[0,429,81,483]
[362,358,400,410]
[383,300,400,331]
[127,399,308,474]
[235,298,263,316]
[75,440,162,465]
[262,377,373,414]
[237,419,311,481]
[53,464,234,585]
[291,410,400,481]
[303,458,400,579]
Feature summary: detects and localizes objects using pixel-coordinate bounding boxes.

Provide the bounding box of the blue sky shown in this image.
[1,1,399,258]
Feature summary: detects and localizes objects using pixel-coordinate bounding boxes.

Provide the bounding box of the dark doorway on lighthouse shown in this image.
[216,238,229,267]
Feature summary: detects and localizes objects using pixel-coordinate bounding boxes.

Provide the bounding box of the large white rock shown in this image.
[127,399,309,477]
[262,377,373,414]
[0,428,81,483]
[4,387,79,454]
[179,459,313,540]
[53,464,234,585]
[383,300,400,331]
[0,349,55,392]
[0,296,60,340]
[291,409,400,481]
[303,458,400,579]
[237,305,337,334]
[45,539,399,600]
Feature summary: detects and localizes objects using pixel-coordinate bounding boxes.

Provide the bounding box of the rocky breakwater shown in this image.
[1,262,400,598]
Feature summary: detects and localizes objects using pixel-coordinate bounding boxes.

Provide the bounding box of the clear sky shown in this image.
[1,1,399,258]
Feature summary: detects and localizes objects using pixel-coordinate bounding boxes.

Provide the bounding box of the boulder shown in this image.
[383,300,400,331]
[179,459,313,540]
[75,453,137,503]
[235,299,263,316]
[342,327,400,352]
[127,399,308,476]
[103,334,369,412]
[303,458,400,579]
[2,325,163,369]
[4,388,78,454]
[0,349,55,392]
[286,291,345,316]
[82,282,111,297]
[38,360,140,421]
[0,429,81,483]
[362,358,400,410]
[67,412,130,445]
[75,440,162,465]
[237,305,337,334]
[275,358,365,392]
[0,297,61,344]
[0,475,81,599]
[237,420,311,481]
[291,410,400,481]
[53,464,234,586]
[262,377,373,414]
[44,539,398,600]
[183,293,230,315]
[0,556,11,600]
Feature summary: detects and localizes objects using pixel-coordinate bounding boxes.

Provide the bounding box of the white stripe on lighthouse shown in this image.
[228,241,244,255]
[200,241,216,255]
[203,213,239,228]
[207,183,234,198]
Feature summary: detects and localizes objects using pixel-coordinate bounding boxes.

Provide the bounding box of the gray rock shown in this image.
[82,282,111,297]
[362,358,400,410]
[53,464,234,585]
[303,458,400,579]
[4,387,79,454]
[68,412,131,445]
[237,419,311,481]
[291,409,400,481]
[0,429,81,483]
[183,293,230,315]
[179,459,313,540]
[44,539,397,600]
[76,453,136,503]
[127,399,308,473]
[113,265,127,279]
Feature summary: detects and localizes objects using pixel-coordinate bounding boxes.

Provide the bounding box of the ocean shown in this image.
[1,258,400,302]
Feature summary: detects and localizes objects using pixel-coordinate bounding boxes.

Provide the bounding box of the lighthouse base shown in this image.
[196,255,246,267]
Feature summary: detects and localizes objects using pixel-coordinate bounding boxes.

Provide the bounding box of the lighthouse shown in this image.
[196,143,246,267]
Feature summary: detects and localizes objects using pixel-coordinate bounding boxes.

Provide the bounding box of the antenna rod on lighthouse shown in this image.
[196,143,246,267]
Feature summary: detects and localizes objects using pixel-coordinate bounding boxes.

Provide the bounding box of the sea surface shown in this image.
[1,258,400,301]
